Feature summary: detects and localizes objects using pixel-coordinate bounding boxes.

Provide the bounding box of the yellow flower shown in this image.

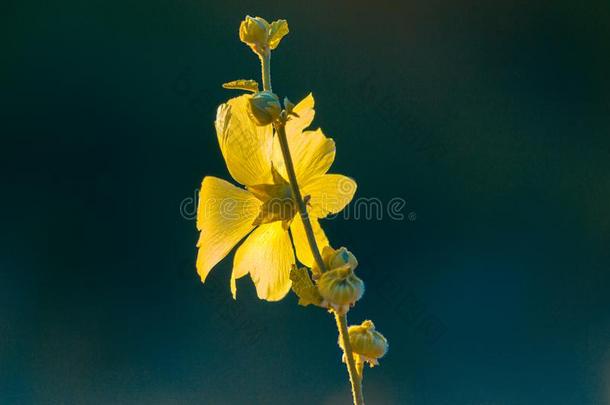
[196,94,357,301]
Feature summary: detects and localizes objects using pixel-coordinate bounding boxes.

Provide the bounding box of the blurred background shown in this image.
[2,0,610,403]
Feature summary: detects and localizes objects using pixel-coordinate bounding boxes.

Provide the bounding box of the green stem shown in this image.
[274,122,327,275]
[260,47,326,275]
[259,50,272,92]
[336,312,365,405]
[259,49,364,405]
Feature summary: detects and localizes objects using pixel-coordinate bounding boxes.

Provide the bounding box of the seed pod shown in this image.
[317,265,364,314]
[342,320,388,367]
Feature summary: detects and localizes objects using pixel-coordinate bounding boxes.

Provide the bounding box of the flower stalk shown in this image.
[274,121,327,275]
[260,47,326,276]
[260,48,365,405]
[336,312,365,405]
[259,50,272,92]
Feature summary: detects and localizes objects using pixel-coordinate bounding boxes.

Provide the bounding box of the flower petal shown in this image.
[216,95,273,186]
[232,222,295,301]
[285,93,315,137]
[196,176,259,283]
[290,214,330,268]
[272,128,336,184]
[302,174,357,218]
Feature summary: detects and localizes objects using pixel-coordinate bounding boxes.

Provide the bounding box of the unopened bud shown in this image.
[329,247,358,270]
[239,16,269,52]
[239,16,288,55]
[248,91,281,126]
[313,246,358,276]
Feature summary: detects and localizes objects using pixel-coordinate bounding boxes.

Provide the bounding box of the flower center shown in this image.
[248,174,297,227]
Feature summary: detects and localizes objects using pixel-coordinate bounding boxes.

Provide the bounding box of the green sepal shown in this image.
[290,266,323,307]
[222,79,259,93]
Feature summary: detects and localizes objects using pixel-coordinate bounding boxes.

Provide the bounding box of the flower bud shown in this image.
[329,247,358,271]
[342,320,388,367]
[313,246,358,276]
[248,91,281,126]
[316,263,364,314]
[239,16,269,52]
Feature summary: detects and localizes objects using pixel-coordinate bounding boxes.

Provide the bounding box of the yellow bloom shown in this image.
[196,94,357,301]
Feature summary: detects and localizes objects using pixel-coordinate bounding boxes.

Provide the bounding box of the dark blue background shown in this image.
[2,0,610,403]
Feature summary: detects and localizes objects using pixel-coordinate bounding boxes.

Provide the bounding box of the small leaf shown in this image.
[268,20,289,50]
[222,79,259,92]
[283,97,295,113]
[290,266,323,307]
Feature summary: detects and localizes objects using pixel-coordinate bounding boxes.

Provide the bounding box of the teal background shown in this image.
[2,0,610,404]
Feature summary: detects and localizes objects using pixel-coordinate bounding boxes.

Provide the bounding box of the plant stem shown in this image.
[335,312,365,405]
[260,48,325,274]
[259,50,272,92]
[259,49,364,405]
[274,123,327,275]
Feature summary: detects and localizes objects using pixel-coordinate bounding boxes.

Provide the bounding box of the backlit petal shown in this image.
[232,222,295,301]
[216,95,273,186]
[290,214,329,268]
[196,176,259,283]
[302,174,357,218]
[285,93,315,137]
[272,128,335,184]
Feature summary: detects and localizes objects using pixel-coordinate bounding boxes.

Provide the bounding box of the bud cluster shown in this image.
[315,246,364,315]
